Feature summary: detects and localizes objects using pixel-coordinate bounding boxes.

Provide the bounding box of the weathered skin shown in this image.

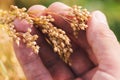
[13,2,120,80]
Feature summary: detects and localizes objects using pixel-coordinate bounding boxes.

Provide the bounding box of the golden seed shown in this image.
[61,42,65,47]
[67,5,90,38]
[54,47,58,52]
[15,39,20,46]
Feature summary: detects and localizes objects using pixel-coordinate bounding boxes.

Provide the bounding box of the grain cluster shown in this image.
[0,5,90,65]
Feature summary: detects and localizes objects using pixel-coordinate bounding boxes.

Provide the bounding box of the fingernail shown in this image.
[94,11,108,27]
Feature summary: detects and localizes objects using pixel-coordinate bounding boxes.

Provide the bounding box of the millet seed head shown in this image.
[33,15,73,64]
[68,5,91,38]
[0,5,90,65]
[0,5,39,54]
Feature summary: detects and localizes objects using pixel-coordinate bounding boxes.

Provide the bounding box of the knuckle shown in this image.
[94,24,116,40]
[95,29,113,39]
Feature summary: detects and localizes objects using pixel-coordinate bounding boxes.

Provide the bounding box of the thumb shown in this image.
[87,11,120,79]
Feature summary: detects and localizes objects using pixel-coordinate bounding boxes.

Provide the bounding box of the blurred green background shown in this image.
[0,0,120,80]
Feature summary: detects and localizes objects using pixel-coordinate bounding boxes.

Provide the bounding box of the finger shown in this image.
[48,2,90,51]
[47,2,94,75]
[48,2,97,65]
[48,2,71,16]
[87,11,120,79]
[28,5,75,80]
[13,5,53,80]
[28,5,46,17]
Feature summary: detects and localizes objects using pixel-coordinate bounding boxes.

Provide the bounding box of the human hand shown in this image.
[13,2,120,80]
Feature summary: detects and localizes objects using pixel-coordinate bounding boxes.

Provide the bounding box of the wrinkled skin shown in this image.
[13,2,120,80]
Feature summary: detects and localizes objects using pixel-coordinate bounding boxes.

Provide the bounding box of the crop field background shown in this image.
[0,0,120,80]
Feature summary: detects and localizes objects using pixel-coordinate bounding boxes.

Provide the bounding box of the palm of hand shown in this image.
[14,2,120,80]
